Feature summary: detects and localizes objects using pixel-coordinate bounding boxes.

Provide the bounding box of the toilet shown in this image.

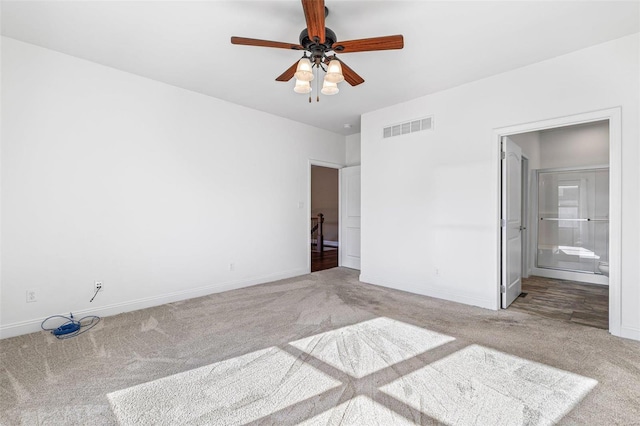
[598,261,609,277]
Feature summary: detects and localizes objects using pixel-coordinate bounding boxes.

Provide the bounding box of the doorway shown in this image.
[310,164,339,272]
[497,108,621,335]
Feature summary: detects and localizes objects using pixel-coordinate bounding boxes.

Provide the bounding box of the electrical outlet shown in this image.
[229,263,235,271]
[435,268,440,277]
[95,281,103,291]
[26,289,37,303]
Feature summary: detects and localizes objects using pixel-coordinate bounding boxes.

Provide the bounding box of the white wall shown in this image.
[539,121,609,169]
[0,38,346,338]
[509,132,541,170]
[345,133,361,166]
[510,120,609,170]
[509,121,609,170]
[360,34,639,340]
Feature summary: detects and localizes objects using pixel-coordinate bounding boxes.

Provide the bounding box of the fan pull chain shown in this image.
[316,66,320,102]
[309,67,312,103]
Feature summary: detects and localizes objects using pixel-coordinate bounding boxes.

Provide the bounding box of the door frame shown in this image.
[501,137,524,308]
[494,107,622,336]
[308,160,343,273]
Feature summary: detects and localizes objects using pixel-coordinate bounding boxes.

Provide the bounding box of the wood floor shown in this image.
[510,275,609,330]
[311,248,338,272]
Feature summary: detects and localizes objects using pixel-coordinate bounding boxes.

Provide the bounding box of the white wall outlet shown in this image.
[95,281,103,291]
[229,263,235,271]
[26,289,37,303]
[298,201,304,209]
[435,268,440,277]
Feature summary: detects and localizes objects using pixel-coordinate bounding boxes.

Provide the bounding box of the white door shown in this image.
[502,137,522,308]
[340,166,361,269]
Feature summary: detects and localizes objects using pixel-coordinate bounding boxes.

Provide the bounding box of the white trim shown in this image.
[494,107,622,337]
[619,326,640,341]
[0,267,309,339]
[308,160,344,272]
[309,160,344,170]
[531,267,609,286]
[359,274,495,310]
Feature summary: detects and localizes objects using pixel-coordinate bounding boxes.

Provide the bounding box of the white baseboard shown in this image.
[531,267,609,286]
[618,325,640,341]
[359,274,497,311]
[0,267,308,340]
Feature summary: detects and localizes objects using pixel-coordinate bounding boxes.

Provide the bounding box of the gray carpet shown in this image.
[1,268,640,425]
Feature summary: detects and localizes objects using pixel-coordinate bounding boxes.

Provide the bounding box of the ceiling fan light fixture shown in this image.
[294,57,314,81]
[325,59,344,83]
[321,78,339,95]
[293,78,312,94]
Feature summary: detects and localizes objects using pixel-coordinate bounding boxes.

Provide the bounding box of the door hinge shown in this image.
[500,219,506,227]
[501,151,505,160]
[500,285,506,293]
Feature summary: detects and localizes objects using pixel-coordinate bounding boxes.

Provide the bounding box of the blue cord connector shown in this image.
[41,314,100,339]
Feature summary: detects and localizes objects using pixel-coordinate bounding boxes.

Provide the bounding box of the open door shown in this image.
[501,137,522,308]
[340,166,361,269]
[310,164,340,272]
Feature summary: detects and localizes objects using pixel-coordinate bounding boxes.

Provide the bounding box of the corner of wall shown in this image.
[345,133,361,166]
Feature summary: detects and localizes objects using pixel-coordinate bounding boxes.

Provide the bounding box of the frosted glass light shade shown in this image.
[294,58,314,81]
[321,78,339,95]
[293,79,312,94]
[325,60,344,83]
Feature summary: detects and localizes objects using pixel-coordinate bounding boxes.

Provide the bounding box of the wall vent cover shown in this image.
[383,116,433,139]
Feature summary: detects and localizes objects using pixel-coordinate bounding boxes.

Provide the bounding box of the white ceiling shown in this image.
[2,1,638,135]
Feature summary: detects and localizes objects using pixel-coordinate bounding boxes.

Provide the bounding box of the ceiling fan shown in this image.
[230,0,404,98]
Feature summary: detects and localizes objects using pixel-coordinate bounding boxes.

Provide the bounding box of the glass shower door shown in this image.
[536,168,609,274]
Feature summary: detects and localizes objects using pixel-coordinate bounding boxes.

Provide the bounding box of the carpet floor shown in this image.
[1,268,639,425]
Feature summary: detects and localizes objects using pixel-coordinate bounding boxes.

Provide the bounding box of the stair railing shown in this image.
[310,213,324,252]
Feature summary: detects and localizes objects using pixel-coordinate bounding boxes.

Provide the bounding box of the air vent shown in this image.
[383,116,433,139]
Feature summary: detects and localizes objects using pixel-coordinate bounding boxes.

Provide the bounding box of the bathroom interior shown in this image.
[509,120,610,327]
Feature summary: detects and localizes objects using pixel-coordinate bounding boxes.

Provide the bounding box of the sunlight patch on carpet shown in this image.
[107,322,597,425]
[107,347,341,425]
[380,344,598,426]
[299,395,417,425]
[290,317,455,378]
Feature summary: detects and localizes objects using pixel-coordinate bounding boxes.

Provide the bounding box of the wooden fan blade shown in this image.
[332,35,404,53]
[231,36,304,50]
[301,0,325,44]
[338,60,365,86]
[276,61,300,82]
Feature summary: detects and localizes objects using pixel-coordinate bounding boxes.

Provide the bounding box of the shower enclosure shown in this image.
[536,167,609,282]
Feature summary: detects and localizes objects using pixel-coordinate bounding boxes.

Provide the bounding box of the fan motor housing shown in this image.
[299,27,337,60]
